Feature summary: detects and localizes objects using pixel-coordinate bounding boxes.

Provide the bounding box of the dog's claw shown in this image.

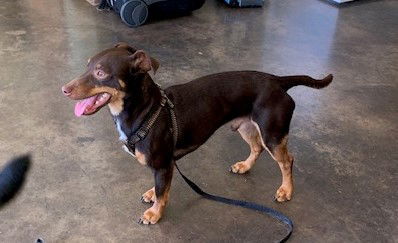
[141,196,154,204]
[138,218,151,225]
[138,218,148,224]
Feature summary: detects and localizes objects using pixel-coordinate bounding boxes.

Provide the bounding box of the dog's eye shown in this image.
[95,70,106,79]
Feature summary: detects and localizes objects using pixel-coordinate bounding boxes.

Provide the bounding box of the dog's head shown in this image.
[61,43,159,117]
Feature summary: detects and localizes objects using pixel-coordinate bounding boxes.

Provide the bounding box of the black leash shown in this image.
[126,85,293,242]
[174,163,293,243]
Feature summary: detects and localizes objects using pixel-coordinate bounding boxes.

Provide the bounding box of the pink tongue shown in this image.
[74,96,98,117]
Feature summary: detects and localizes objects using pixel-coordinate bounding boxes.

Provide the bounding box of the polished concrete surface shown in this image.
[0,0,397,242]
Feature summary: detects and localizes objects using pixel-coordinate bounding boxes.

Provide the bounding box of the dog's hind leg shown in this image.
[265,136,294,202]
[230,117,264,174]
[252,93,295,202]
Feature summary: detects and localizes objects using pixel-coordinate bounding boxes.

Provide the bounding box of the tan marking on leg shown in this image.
[251,121,277,159]
[251,121,294,201]
[270,136,294,202]
[139,186,170,225]
[231,120,264,174]
[141,187,155,203]
[135,150,147,165]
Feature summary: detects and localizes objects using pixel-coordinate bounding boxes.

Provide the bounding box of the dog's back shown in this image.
[167,71,332,158]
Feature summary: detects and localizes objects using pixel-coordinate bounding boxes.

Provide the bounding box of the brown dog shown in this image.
[62,43,332,224]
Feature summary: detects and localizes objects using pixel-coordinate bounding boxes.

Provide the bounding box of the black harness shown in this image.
[126,86,293,242]
[125,89,178,154]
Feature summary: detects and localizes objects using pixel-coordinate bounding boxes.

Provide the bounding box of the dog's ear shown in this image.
[114,42,129,48]
[115,42,136,54]
[130,50,158,74]
[150,57,159,75]
[130,50,151,73]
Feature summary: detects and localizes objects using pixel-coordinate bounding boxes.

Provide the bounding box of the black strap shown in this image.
[174,163,293,243]
[126,91,168,152]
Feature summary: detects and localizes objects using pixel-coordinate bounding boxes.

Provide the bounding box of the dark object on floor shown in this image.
[223,0,264,7]
[0,155,31,208]
[104,0,205,27]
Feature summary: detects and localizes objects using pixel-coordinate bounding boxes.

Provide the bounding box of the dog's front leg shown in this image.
[139,165,173,225]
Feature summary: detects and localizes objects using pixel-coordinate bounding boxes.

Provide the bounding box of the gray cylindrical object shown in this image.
[120,0,149,27]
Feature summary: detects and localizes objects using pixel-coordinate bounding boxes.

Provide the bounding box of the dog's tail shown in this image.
[0,155,31,208]
[278,74,333,91]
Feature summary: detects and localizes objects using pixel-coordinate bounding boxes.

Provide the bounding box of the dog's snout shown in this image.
[62,85,72,96]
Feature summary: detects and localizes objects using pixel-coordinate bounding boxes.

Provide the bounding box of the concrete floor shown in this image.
[0,0,397,242]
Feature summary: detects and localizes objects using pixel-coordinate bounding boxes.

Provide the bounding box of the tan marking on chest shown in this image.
[122,145,147,166]
[108,91,125,116]
[135,150,147,165]
[122,145,135,157]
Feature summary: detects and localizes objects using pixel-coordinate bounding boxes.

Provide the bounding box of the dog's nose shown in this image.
[61,85,72,96]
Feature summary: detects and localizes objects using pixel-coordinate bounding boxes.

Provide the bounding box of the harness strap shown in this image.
[126,88,178,153]
[126,91,167,152]
[160,89,178,145]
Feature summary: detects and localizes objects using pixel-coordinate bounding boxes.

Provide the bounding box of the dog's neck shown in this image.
[111,73,162,142]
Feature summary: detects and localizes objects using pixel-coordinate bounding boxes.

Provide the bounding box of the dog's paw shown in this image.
[230,161,250,174]
[138,207,161,225]
[141,187,156,203]
[274,186,292,202]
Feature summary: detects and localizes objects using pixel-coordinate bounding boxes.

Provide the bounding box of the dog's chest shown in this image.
[122,141,147,165]
[115,118,128,142]
[122,144,136,157]
[114,118,132,155]
[114,118,146,165]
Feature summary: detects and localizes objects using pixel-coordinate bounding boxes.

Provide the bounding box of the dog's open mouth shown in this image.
[74,93,111,117]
